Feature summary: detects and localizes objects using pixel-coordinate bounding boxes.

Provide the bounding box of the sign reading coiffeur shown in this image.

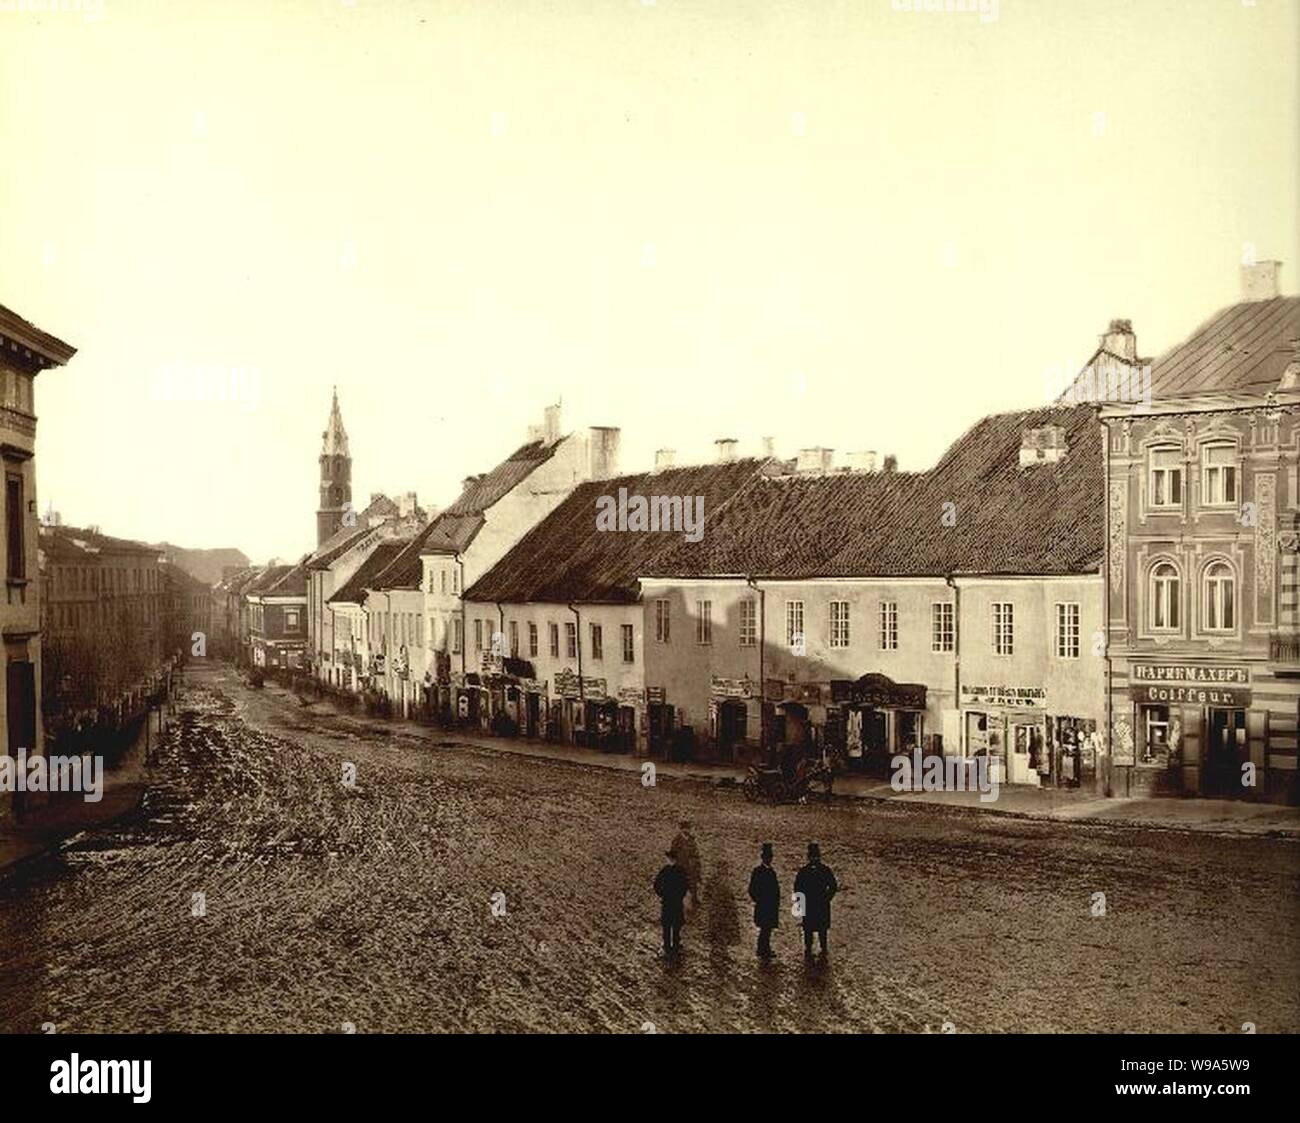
[1129,663,1251,707]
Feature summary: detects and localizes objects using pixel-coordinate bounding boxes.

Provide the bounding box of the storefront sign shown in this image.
[1131,663,1250,686]
[710,675,755,699]
[646,687,666,705]
[831,674,926,709]
[1129,683,1252,707]
[617,686,644,707]
[960,685,1046,709]
[554,669,607,700]
[518,678,547,695]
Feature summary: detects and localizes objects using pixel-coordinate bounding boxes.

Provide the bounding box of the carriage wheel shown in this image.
[770,779,791,804]
[742,774,760,802]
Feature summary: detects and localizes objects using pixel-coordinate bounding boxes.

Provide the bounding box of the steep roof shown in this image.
[39,524,160,560]
[328,540,410,606]
[465,459,773,604]
[1147,295,1299,399]
[372,437,568,590]
[306,494,398,569]
[642,404,1103,580]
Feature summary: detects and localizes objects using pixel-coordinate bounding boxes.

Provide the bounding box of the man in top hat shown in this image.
[793,842,838,960]
[653,847,690,957]
[747,842,781,960]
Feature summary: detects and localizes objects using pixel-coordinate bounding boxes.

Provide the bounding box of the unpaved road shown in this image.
[2,665,1297,1033]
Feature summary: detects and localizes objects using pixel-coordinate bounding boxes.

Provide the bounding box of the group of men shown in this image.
[653,820,838,961]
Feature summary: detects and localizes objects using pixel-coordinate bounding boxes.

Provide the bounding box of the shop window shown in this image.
[696,600,712,645]
[655,598,670,643]
[992,602,1014,655]
[1149,447,1183,508]
[621,623,634,663]
[878,601,897,650]
[1139,704,1171,765]
[1150,562,1181,630]
[1201,443,1237,507]
[739,598,756,646]
[830,600,850,648]
[590,623,603,660]
[931,602,953,652]
[1203,561,1235,631]
[1054,602,1079,658]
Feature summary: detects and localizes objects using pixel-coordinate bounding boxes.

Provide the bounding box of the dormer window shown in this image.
[1202,443,1237,507]
[1150,448,1183,508]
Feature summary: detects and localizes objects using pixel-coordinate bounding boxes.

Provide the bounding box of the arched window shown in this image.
[1151,562,1180,630]
[1204,561,1235,631]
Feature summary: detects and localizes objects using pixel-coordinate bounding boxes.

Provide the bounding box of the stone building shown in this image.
[1097,264,1300,803]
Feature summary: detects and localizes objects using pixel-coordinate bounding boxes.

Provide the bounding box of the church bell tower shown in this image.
[317,388,352,546]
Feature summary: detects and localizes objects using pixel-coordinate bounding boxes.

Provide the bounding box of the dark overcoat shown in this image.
[793,861,838,931]
[748,864,780,929]
[654,862,689,924]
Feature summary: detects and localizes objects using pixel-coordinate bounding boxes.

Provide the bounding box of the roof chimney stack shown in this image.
[846,450,878,472]
[542,403,562,444]
[1242,260,1281,302]
[654,448,675,471]
[587,426,620,481]
[761,436,776,458]
[796,447,834,474]
[1101,319,1137,362]
[715,438,738,463]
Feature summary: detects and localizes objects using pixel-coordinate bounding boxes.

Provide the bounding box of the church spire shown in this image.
[321,385,349,458]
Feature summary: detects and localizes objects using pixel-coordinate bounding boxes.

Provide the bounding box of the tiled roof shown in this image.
[373,437,567,590]
[1148,296,1299,399]
[465,459,773,604]
[306,494,399,569]
[644,404,1103,580]
[328,540,410,605]
[39,524,160,559]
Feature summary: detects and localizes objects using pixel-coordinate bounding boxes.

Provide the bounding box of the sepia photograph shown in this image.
[0,0,1296,1104]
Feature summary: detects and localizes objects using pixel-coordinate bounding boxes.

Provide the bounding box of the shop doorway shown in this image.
[525,691,541,737]
[718,700,747,761]
[1205,708,1247,798]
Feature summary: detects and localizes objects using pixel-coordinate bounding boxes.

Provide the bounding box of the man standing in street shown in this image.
[794,842,837,960]
[654,848,690,958]
[670,819,702,907]
[747,842,780,960]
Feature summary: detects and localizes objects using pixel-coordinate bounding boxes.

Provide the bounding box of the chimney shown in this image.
[761,436,776,458]
[846,450,878,472]
[543,403,562,443]
[796,447,834,474]
[654,448,675,471]
[462,475,480,493]
[1242,260,1281,302]
[587,426,620,481]
[1101,319,1137,362]
[399,491,418,517]
[715,438,738,463]
[1019,425,1068,468]
[526,423,543,443]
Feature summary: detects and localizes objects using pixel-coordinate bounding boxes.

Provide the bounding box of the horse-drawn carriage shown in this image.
[742,752,836,804]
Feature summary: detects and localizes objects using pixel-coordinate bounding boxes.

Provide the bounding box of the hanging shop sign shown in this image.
[519,678,548,695]
[618,686,645,707]
[646,687,666,705]
[553,669,607,700]
[710,675,755,699]
[960,685,1046,709]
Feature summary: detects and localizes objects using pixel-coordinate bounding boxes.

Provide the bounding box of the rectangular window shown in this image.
[696,600,712,645]
[931,602,954,652]
[992,602,1014,656]
[452,617,463,654]
[878,601,897,650]
[474,619,483,652]
[786,600,804,648]
[1150,448,1183,508]
[739,599,757,646]
[565,622,577,659]
[285,609,300,632]
[1054,602,1080,658]
[549,622,560,658]
[591,623,603,660]
[509,621,519,657]
[6,470,24,579]
[622,623,634,663]
[1202,445,1237,507]
[440,570,447,593]
[829,600,851,648]
[655,598,670,643]
[529,622,539,658]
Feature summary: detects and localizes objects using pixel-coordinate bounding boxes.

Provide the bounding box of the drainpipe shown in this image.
[456,554,467,677]
[1100,416,1113,798]
[568,604,584,738]
[945,574,961,752]
[746,576,765,754]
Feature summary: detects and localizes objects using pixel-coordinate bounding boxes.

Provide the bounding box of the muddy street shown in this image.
[2,666,1297,1034]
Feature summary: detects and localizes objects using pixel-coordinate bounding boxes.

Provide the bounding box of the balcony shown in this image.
[1269,634,1300,663]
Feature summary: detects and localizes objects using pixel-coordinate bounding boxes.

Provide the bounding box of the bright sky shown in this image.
[2,0,1296,563]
